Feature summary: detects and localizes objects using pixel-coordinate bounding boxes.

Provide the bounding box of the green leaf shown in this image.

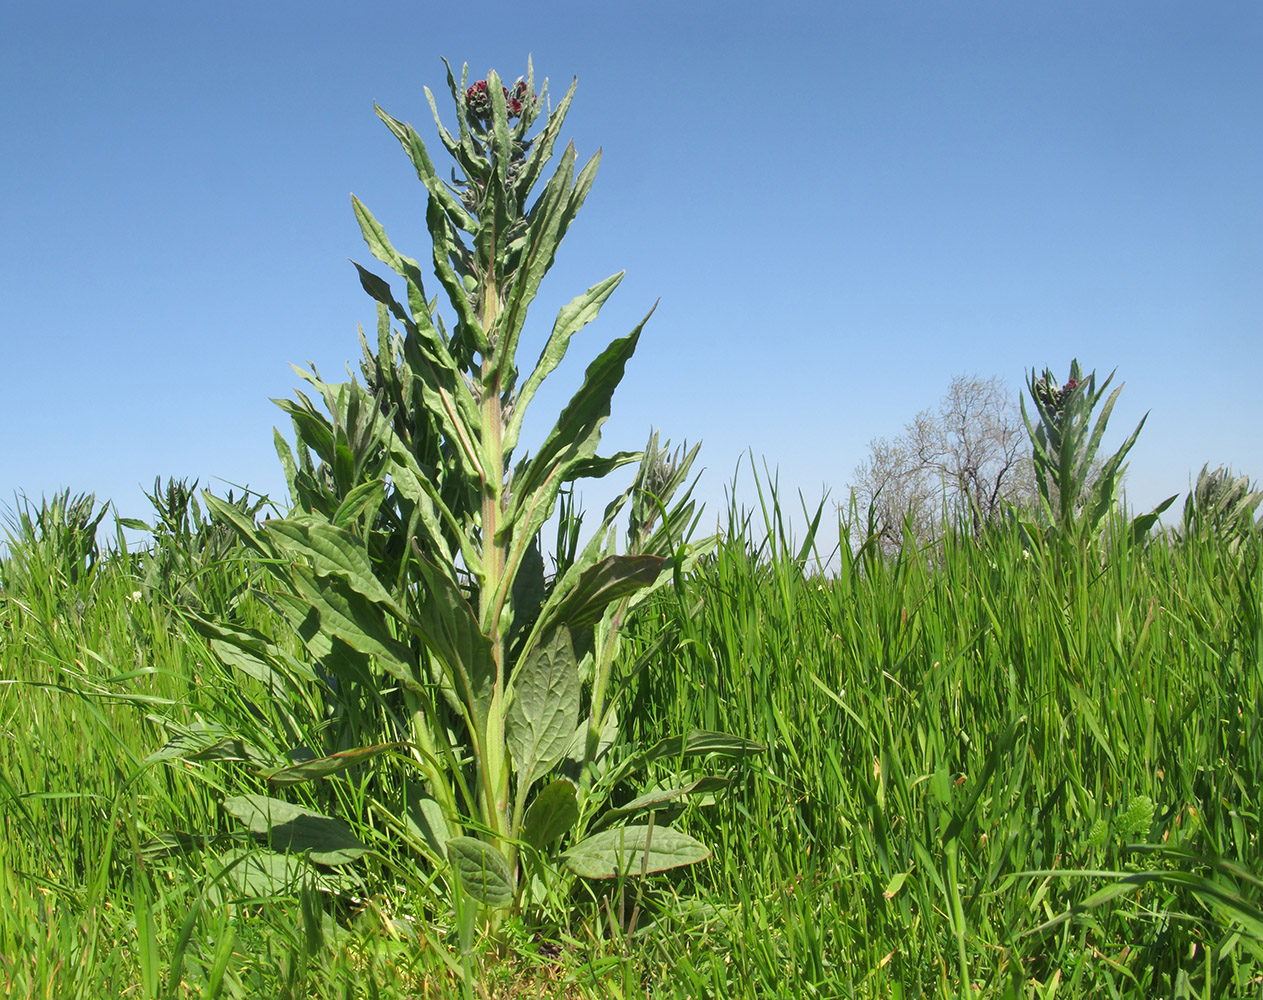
[212,848,311,901]
[645,730,766,764]
[189,616,318,688]
[446,837,514,907]
[564,825,710,879]
[494,142,581,385]
[406,797,451,857]
[425,197,486,354]
[201,492,269,558]
[290,566,418,690]
[146,723,273,767]
[503,317,652,607]
[223,795,369,865]
[207,847,362,905]
[520,778,579,851]
[267,519,401,614]
[544,554,665,630]
[372,105,475,232]
[506,627,581,786]
[882,871,910,900]
[1130,494,1177,544]
[267,743,405,786]
[513,75,577,201]
[510,319,649,531]
[333,479,387,529]
[351,196,432,321]
[567,705,619,768]
[411,556,495,721]
[349,261,484,484]
[507,535,546,651]
[383,441,466,575]
[590,776,730,832]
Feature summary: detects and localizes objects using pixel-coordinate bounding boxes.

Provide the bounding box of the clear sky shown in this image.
[3,1,1260,553]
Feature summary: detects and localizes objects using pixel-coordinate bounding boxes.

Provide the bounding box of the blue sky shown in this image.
[3,1,1260,551]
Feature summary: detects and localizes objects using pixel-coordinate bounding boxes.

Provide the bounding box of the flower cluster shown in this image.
[465,79,531,121]
[1034,375,1082,416]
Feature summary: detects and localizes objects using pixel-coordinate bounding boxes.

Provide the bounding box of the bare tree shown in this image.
[849,374,1035,551]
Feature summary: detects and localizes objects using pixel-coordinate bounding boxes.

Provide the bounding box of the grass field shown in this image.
[2,479,1260,999]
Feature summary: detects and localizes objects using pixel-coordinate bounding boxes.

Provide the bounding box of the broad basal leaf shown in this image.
[564,825,710,879]
[223,795,369,865]
[520,778,579,851]
[446,837,514,907]
[146,722,272,767]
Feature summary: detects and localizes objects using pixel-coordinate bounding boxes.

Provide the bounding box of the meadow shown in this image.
[3,62,1262,999]
[1,476,1260,998]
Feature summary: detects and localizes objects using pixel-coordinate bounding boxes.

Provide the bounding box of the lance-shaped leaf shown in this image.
[383,441,470,576]
[564,825,710,879]
[274,427,302,500]
[267,743,405,787]
[351,196,436,334]
[290,566,419,691]
[275,388,337,465]
[350,261,485,484]
[372,106,476,234]
[187,616,317,689]
[513,76,577,204]
[589,776,730,833]
[485,70,514,190]
[509,318,648,526]
[405,797,452,858]
[645,730,766,763]
[506,626,581,786]
[223,795,369,866]
[492,142,582,385]
[332,478,386,530]
[606,729,765,787]
[201,492,270,559]
[352,194,428,304]
[513,470,642,666]
[446,837,514,907]
[435,58,488,177]
[503,272,624,457]
[499,317,651,622]
[540,554,664,632]
[412,554,495,726]
[266,519,400,614]
[401,326,485,477]
[520,779,579,851]
[425,198,487,356]
[146,723,273,767]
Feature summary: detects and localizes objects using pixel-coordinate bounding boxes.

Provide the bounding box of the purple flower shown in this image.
[465,79,532,122]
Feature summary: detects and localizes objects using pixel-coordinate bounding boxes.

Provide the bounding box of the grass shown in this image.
[2,483,1261,998]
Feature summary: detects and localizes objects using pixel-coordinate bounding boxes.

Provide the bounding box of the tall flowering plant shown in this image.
[1021,359,1173,549]
[166,61,758,918]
